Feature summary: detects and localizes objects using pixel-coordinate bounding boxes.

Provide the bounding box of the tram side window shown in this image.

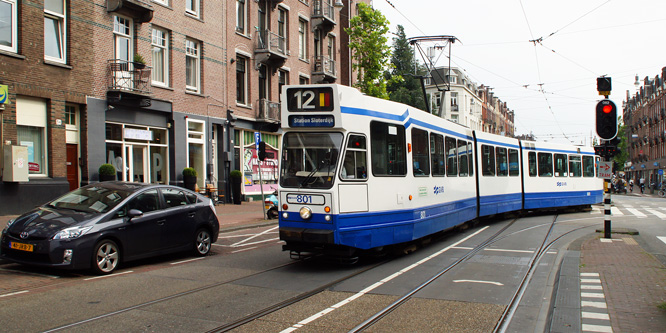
[458,140,469,177]
[569,155,582,177]
[430,133,445,176]
[583,155,595,177]
[554,153,568,177]
[496,147,508,176]
[446,136,457,176]
[482,144,495,176]
[341,134,368,180]
[371,121,406,176]
[528,152,537,177]
[411,128,430,176]
[468,143,474,176]
[538,153,553,177]
[509,149,519,176]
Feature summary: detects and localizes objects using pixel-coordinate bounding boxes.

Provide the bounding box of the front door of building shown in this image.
[66,144,78,191]
[125,144,148,183]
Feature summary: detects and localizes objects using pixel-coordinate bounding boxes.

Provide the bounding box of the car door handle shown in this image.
[188,212,196,218]
[157,219,166,226]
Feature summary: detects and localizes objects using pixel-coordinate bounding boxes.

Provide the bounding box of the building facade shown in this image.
[0,0,367,214]
[623,67,666,186]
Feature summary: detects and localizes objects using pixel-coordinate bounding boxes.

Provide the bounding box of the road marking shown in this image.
[230,226,279,247]
[581,285,603,290]
[231,246,258,253]
[580,272,599,277]
[658,236,666,245]
[218,231,279,239]
[626,208,646,218]
[0,290,28,298]
[170,257,205,265]
[581,292,605,298]
[217,237,280,247]
[451,246,556,254]
[581,278,602,284]
[582,324,613,332]
[582,300,608,309]
[280,226,490,333]
[453,279,503,286]
[84,271,134,281]
[582,311,610,320]
[645,208,666,219]
[610,207,623,216]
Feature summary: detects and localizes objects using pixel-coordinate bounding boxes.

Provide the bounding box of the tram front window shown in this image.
[280,132,343,189]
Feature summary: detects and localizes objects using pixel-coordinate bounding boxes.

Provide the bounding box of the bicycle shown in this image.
[658,184,666,198]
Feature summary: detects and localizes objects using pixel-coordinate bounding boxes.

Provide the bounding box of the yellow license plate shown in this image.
[10,242,33,252]
[265,205,271,210]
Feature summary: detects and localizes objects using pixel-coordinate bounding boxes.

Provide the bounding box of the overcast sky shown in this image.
[370,0,666,145]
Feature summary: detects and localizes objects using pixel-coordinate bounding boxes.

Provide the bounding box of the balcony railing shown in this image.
[257,99,280,123]
[107,59,152,95]
[256,30,286,57]
[313,55,336,78]
[313,0,335,21]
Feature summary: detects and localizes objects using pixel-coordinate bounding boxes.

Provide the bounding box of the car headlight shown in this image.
[2,218,16,234]
[53,226,93,240]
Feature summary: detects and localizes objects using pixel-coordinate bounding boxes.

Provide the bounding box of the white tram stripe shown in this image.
[626,208,646,218]
[645,208,666,219]
[279,227,489,333]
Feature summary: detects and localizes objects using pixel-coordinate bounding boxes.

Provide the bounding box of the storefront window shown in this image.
[104,122,169,183]
[17,126,45,175]
[186,119,206,189]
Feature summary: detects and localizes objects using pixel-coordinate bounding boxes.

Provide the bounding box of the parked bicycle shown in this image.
[658,183,666,198]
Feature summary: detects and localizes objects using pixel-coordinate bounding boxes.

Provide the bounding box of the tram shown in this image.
[277,84,603,257]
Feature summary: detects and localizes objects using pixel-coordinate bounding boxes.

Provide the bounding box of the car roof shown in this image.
[85,181,162,193]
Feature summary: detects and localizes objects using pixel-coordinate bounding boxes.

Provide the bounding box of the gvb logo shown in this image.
[433,185,445,195]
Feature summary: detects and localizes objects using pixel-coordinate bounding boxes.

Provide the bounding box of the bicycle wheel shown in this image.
[659,190,666,198]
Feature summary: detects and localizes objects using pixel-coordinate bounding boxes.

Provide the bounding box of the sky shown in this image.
[370,0,666,145]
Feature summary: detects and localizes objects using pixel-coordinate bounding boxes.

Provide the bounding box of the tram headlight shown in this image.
[299,206,313,220]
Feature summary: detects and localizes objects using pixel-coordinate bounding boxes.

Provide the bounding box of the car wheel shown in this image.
[194,229,212,256]
[92,239,120,275]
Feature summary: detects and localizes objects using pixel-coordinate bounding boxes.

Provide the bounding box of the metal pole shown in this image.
[258,153,266,219]
[604,154,612,239]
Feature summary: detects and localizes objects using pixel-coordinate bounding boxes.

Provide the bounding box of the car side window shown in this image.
[127,189,160,213]
[162,188,189,208]
[185,192,199,204]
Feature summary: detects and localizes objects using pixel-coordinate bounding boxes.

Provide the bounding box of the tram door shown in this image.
[125,145,148,183]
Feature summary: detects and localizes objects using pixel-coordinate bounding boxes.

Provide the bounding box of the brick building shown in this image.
[0,0,368,214]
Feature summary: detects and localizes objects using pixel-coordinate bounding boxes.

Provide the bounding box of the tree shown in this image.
[346,3,391,99]
[386,25,427,110]
[613,116,628,170]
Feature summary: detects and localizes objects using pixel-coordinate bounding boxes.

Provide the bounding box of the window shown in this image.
[538,153,553,177]
[187,119,206,189]
[127,190,160,213]
[44,0,66,63]
[162,188,189,208]
[583,155,595,177]
[0,0,17,53]
[554,153,567,177]
[528,152,537,177]
[299,19,308,60]
[451,92,458,107]
[153,0,168,4]
[299,76,309,85]
[185,38,200,92]
[371,122,406,176]
[236,55,248,104]
[468,142,474,176]
[430,133,445,176]
[509,149,519,176]
[186,0,199,17]
[496,147,508,176]
[151,28,169,86]
[278,69,288,98]
[236,0,246,33]
[65,104,76,126]
[458,140,469,177]
[445,137,457,176]
[482,145,495,176]
[16,97,48,177]
[341,135,367,180]
[258,64,268,100]
[411,128,430,176]
[569,155,582,177]
[327,34,335,59]
[278,8,287,43]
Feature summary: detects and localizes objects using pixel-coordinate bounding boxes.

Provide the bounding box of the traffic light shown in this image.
[258,141,266,161]
[597,77,611,96]
[596,99,617,140]
[226,109,236,127]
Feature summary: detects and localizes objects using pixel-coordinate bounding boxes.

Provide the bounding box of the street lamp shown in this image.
[334,0,344,9]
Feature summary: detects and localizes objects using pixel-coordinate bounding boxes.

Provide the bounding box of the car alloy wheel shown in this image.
[93,240,120,274]
[194,229,211,256]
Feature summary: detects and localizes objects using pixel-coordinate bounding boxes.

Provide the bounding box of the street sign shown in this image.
[598,161,613,179]
[254,132,261,150]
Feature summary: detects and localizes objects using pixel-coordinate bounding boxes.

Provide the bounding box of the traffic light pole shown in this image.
[603,153,612,239]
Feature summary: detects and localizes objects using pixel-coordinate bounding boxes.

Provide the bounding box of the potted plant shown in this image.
[230,170,243,205]
[99,163,116,182]
[133,53,146,69]
[182,167,198,191]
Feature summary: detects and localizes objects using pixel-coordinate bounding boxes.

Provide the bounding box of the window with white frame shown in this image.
[298,19,307,60]
[451,92,458,106]
[151,27,169,86]
[236,0,246,34]
[44,0,66,63]
[1,0,17,53]
[186,0,199,17]
[185,38,200,92]
[16,97,49,177]
[187,119,206,189]
[278,8,287,42]
[236,54,248,104]
[153,0,168,5]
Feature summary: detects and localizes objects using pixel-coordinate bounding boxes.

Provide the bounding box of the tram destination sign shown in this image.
[288,115,335,127]
[286,87,334,112]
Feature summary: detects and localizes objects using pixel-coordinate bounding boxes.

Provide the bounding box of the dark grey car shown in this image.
[0,182,219,274]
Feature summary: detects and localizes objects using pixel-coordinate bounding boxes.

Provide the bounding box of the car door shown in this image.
[159,187,198,250]
[114,189,167,259]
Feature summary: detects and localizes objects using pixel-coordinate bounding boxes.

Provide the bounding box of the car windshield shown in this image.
[280,132,343,189]
[47,185,132,213]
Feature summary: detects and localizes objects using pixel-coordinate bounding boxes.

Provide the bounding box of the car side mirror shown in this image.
[127,209,144,220]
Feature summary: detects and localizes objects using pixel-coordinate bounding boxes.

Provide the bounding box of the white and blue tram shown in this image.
[278,84,603,257]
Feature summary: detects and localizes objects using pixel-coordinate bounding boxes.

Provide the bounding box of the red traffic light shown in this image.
[602,105,613,113]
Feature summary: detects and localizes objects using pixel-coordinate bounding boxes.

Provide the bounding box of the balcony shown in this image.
[255,30,287,69]
[257,99,280,124]
[258,0,284,10]
[107,59,152,107]
[106,0,153,23]
[312,0,336,33]
[312,55,336,83]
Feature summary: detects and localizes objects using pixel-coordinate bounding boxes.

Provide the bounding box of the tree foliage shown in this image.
[346,3,391,99]
[386,25,427,110]
[614,116,628,169]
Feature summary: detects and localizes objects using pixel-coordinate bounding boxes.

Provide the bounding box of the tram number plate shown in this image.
[10,241,33,252]
[286,194,325,205]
